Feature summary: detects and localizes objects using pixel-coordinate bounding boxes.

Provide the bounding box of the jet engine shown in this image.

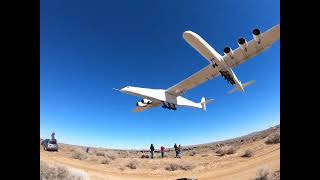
[253,28,261,43]
[141,99,152,104]
[136,102,147,107]
[238,37,248,51]
[223,47,234,58]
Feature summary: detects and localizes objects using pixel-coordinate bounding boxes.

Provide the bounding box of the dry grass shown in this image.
[254,167,271,180]
[71,150,87,160]
[242,149,253,157]
[126,159,139,169]
[40,160,89,180]
[265,132,280,144]
[215,145,237,155]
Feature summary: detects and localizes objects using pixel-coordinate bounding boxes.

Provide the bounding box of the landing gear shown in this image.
[219,71,236,85]
[162,102,177,110]
[212,62,218,68]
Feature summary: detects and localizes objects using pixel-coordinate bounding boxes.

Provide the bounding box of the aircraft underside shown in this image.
[118,24,280,112]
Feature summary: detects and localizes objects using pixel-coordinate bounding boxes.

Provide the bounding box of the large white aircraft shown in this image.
[117,24,280,112]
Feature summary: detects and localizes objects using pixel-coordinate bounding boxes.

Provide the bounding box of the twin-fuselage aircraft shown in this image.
[117,24,280,112]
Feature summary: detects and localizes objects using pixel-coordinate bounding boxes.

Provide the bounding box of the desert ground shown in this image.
[40,125,280,180]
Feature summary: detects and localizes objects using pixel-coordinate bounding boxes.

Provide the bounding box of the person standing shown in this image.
[51,132,55,140]
[160,146,165,158]
[174,143,178,158]
[177,144,181,158]
[150,144,155,159]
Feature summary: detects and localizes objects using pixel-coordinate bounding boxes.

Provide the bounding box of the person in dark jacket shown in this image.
[174,143,178,158]
[51,132,55,140]
[150,144,155,159]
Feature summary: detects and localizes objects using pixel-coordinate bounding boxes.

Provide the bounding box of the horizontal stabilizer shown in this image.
[228,80,256,94]
[200,97,214,111]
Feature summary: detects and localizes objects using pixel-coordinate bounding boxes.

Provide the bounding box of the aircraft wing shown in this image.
[133,101,162,112]
[223,24,280,68]
[166,64,221,96]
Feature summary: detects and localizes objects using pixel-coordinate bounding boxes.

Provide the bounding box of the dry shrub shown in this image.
[119,166,125,171]
[40,160,89,180]
[165,163,195,171]
[126,159,139,169]
[201,154,209,157]
[105,152,117,160]
[99,158,111,165]
[190,151,197,156]
[95,151,106,157]
[265,132,280,144]
[119,151,130,158]
[179,163,195,171]
[216,145,237,155]
[141,154,149,159]
[242,149,253,157]
[71,150,87,160]
[255,167,271,180]
[166,163,180,171]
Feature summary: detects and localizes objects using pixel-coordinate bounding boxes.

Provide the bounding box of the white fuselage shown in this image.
[120,86,202,109]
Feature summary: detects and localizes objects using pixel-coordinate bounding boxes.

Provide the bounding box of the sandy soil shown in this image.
[40,138,279,180]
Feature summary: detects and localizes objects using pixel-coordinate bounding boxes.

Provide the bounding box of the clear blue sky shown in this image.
[40,0,280,150]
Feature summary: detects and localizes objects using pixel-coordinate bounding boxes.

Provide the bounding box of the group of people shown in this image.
[149,143,182,159]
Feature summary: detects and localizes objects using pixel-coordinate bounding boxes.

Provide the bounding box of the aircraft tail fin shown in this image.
[228,80,256,94]
[200,97,214,111]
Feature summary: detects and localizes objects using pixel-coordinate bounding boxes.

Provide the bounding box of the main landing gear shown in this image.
[162,102,177,110]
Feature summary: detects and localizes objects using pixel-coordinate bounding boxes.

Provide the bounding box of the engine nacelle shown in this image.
[253,28,261,43]
[238,37,248,51]
[136,102,147,107]
[141,99,152,104]
[223,47,234,59]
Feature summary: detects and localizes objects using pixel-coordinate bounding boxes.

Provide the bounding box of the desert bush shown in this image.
[119,151,130,158]
[265,132,280,144]
[179,163,195,171]
[141,154,149,159]
[126,159,139,169]
[95,151,106,157]
[105,152,117,160]
[254,167,271,180]
[99,158,111,164]
[201,154,209,157]
[242,149,253,157]
[165,163,195,171]
[190,151,196,156]
[166,163,180,171]
[215,145,237,155]
[40,160,89,180]
[71,150,87,160]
